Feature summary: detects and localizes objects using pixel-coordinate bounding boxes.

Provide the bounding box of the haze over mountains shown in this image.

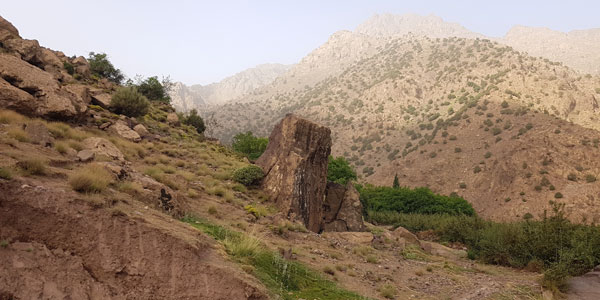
[170,13,600,114]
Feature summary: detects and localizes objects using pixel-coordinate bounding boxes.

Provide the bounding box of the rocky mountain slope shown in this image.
[170,63,290,111]
[207,35,600,222]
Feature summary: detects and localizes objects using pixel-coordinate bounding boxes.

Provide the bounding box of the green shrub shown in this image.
[88,52,124,84]
[183,109,205,134]
[585,174,597,183]
[63,61,74,75]
[358,185,475,216]
[232,165,264,186]
[135,76,171,102]
[232,131,267,160]
[110,87,149,117]
[327,156,357,185]
[555,192,563,199]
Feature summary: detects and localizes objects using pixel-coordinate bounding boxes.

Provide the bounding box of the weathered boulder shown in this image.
[255,114,331,232]
[321,232,373,245]
[166,112,180,125]
[0,53,87,119]
[108,120,141,142]
[22,121,53,147]
[90,92,112,108]
[391,226,420,245]
[133,124,150,138]
[0,15,19,37]
[72,56,90,77]
[322,182,365,232]
[76,149,95,162]
[567,265,600,300]
[82,137,124,161]
[420,241,467,259]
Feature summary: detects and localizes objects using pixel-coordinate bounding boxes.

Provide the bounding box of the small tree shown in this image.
[87,52,124,84]
[110,87,149,117]
[232,165,264,186]
[327,156,357,185]
[136,76,172,103]
[393,174,400,189]
[232,131,268,161]
[183,109,205,134]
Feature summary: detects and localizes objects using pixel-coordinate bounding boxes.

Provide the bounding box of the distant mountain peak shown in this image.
[355,13,484,39]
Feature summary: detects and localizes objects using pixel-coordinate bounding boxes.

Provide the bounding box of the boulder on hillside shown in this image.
[0,15,19,37]
[255,114,332,232]
[133,124,150,138]
[0,53,87,119]
[108,120,141,142]
[22,121,53,147]
[391,226,420,245]
[322,182,365,232]
[82,137,124,161]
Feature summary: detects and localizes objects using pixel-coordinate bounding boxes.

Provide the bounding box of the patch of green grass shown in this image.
[378,284,397,299]
[0,167,13,180]
[181,216,365,300]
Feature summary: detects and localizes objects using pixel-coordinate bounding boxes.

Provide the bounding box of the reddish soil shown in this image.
[0,178,268,300]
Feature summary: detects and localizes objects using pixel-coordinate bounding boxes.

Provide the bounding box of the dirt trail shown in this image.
[0,179,268,300]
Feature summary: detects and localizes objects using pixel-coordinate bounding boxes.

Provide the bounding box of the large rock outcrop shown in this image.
[322,182,366,232]
[0,15,91,120]
[255,114,332,232]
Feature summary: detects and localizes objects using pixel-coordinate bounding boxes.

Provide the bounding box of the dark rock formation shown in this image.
[256,114,331,232]
[322,182,365,232]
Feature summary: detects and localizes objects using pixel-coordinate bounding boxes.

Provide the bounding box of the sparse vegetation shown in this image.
[69,164,113,193]
[88,52,124,84]
[182,216,363,299]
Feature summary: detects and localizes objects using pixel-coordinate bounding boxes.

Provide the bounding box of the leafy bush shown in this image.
[110,87,150,117]
[232,165,264,186]
[327,156,357,185]
[358,185,475,216]
[63,61,74,75]
[183,109,205,134]
[135,76,171,102]
[232,131,268,161]
[87,52,124,84]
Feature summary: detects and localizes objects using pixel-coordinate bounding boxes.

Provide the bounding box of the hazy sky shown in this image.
[3,0,599,85]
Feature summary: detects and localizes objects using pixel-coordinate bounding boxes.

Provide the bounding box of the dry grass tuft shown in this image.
[69,164,113,193]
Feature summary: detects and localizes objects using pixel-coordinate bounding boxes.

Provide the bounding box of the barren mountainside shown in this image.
[170,63,290,111]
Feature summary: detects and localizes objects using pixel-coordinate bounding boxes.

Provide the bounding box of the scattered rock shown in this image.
[82,137,124,161]
[108,121,141,142]
[420,241,467,259]
[321,231,373,245]
[159,188,174,212]
[255,114,331,232]
[166,112,180,126]
[99,122,112,130]
[391,226,420,245]
[91,93,112,108]
[566,265,600,300]
[133,124,150,138]
[322,182,365,232]
[96,162,127,180]
[22,121,53,147]
[76,150,95,162]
